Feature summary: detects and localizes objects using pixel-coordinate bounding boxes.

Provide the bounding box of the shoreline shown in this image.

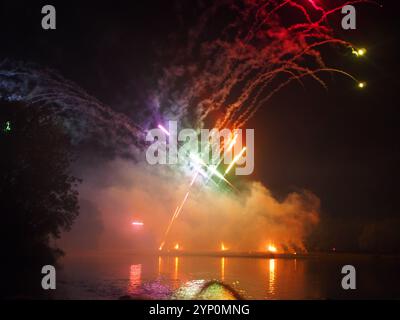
[59,250,400,261]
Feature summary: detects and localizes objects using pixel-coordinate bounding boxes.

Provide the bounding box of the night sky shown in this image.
[1,0,399,251]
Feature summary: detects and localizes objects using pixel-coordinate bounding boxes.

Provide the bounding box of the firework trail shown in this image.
[0,61,146,156]
[156,0,374,131]
[0,2,375,251]
[157,125,239,250]
[157,0,376,250]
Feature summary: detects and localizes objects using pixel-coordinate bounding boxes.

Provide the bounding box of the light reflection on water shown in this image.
[128,264,141,294]
[221,257,225,281]
[268,259,276,296]
[174,257,179,280]
[57,254,400,300]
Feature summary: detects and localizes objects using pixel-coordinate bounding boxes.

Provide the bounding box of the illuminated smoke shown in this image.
[65,159,319,253]
[1,1,373,253]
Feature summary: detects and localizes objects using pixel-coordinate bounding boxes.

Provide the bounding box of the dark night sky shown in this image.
[1,0,399,248]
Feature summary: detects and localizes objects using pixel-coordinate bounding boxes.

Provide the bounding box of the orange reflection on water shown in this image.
[268,259,276,295]
[221,257,225,281]
[128,264,142,294]
[158,256,162,275]
[174,257,179,280]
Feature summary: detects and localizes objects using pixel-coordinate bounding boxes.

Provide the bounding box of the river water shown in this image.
[56,253,400,300]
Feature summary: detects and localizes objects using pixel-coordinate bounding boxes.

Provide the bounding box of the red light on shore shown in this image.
[132,221,144,226]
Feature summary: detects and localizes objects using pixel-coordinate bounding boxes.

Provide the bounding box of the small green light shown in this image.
[3,121,11,133]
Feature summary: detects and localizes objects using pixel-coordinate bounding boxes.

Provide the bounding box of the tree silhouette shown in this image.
[0,101,80,298]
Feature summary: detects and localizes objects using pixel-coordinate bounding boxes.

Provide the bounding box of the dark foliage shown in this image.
[0,101,80,298]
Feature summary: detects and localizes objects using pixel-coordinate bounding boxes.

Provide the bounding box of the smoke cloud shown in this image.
[2,1,335,254]
[61,158,319,253]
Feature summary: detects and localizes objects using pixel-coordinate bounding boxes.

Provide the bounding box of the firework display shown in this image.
[1,0,399,307]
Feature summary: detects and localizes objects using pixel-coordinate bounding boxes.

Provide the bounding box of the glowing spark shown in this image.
[357,48,367,56]
[189,170,199,187]
[160,191,190,251]
[158,124,170,136]
[267,244,277,253]
[209,165,234,187]
[226,133,238,152]
[175,192,190,220]
[174,243,180,250]
[221,243,228,251]
[225,147,246,175]
[352,47,367,57]
[190,153,206,167]
[132,221,144,226]
[358,82,366,89]
[190,153,233,187]
[160,206,180,250]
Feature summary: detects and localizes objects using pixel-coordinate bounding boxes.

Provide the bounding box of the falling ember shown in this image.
[267,244,278,253]
[358,82,367,89]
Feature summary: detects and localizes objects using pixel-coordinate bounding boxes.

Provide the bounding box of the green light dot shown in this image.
[4,121,11,133]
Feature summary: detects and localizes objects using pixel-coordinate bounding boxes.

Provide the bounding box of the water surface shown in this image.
[56,253,400,299]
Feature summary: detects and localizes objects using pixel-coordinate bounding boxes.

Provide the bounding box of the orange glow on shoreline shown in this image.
[267,244,278,253]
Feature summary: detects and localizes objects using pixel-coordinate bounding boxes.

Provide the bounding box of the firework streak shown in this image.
[155,0,376,250]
